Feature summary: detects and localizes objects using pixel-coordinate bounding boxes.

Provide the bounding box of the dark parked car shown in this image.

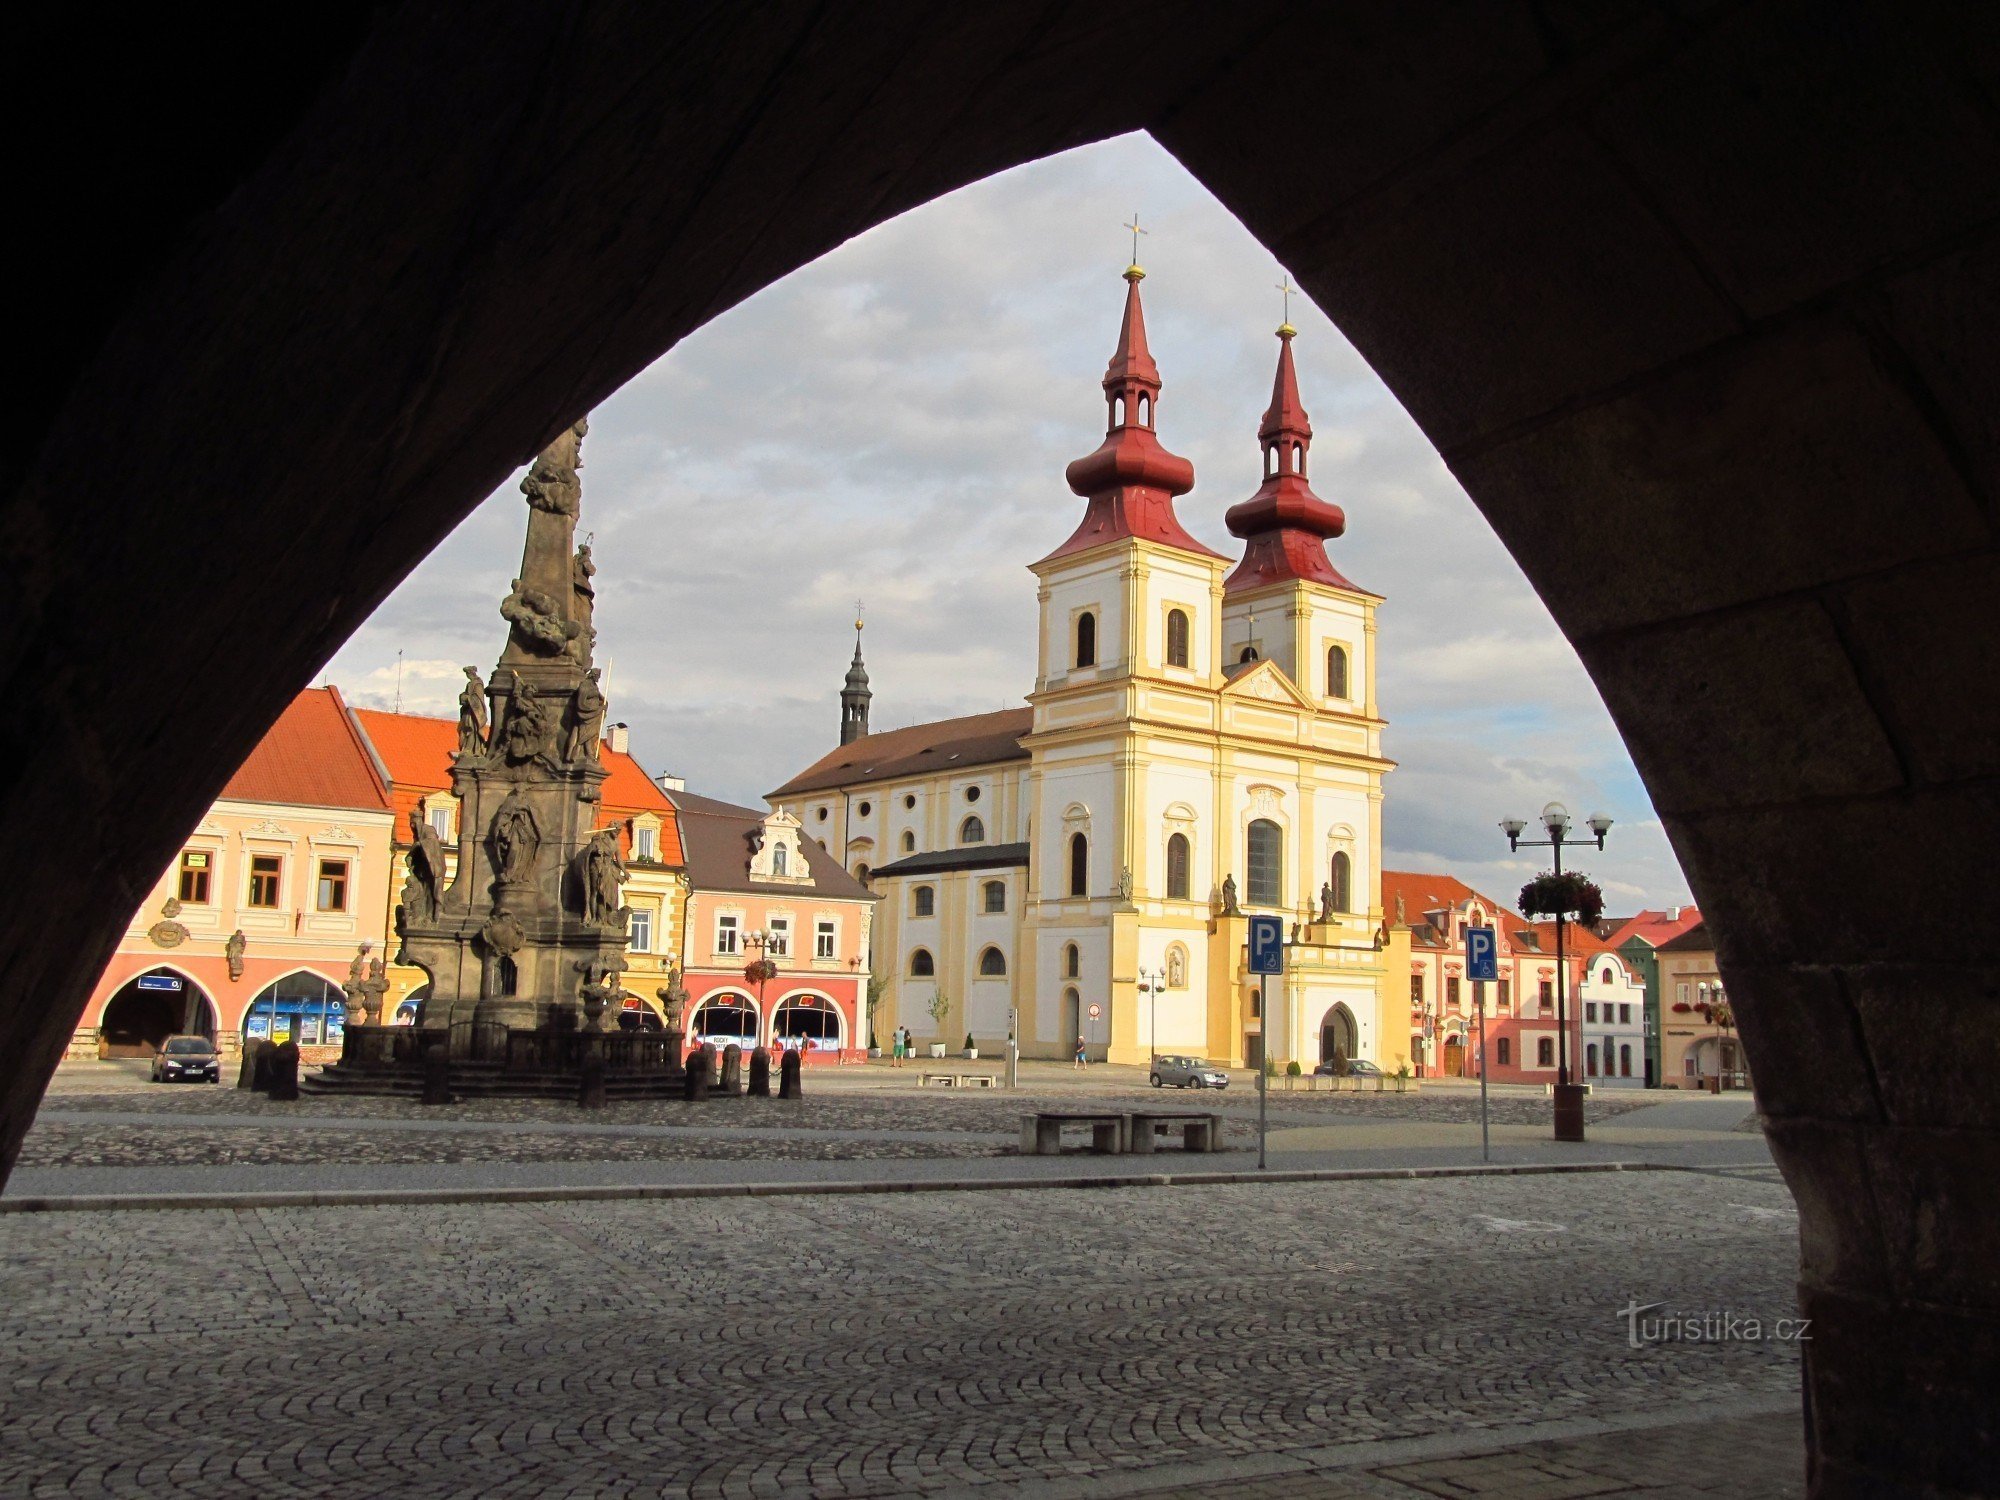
[1150,1055,1229,1089]
[150,1035,220,1083]
[1313,1057,1384,1078]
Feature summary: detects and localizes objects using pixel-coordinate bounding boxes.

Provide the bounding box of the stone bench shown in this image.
[919,1072,997,1089]
[1125,1111,1223,1154]
[1019,1111,1128,1155]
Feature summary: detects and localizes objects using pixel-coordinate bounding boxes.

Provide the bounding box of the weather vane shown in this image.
[1123,212,1148,270]
[1276,274,1298,335]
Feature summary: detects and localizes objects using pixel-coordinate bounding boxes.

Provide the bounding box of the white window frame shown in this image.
[428,806,454,842]
[814,919,836,961]
[634,824,658,860]
[715,913,741,955]
[767,916,792,957]
[628,908,654,953]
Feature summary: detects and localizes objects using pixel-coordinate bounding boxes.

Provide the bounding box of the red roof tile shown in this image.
[220,687,392,813]
[769,708,1033,799]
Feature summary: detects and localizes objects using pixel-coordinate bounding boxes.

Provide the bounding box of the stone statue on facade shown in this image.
[489,793,541,884]
[225,929,246,982]
[1319,882,1336,922]
[1394,891,1407,926]
[1220,874,1241,917]
[403,808,448,923]
[1114,865,1133,901]
[568,667,606,763]
[657,967,688,1030]
[457,666,489,753]
[581,828,626,926]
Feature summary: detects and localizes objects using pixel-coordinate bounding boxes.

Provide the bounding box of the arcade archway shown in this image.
[98,968,215,1057]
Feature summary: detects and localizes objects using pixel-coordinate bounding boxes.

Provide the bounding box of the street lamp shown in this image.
[1500,803,1612,1142]
[1137,967,1166,1067]
[744,927,781,1050]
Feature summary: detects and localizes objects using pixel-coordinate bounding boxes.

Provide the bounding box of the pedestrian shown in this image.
[891,1027,904,1067]
[1073,1034,1087,1070]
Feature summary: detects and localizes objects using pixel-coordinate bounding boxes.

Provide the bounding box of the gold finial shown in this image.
[1276,274,1299,338]
[1123,212,1148,281]
[854,599,865,634]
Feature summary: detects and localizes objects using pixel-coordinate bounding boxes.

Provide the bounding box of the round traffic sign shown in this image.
[1087,1003,1102,1020]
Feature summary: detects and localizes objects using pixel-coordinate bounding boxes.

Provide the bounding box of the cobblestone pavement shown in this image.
[0,1172,1804,1497]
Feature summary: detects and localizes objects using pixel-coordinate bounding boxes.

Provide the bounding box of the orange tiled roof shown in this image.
[1602,906,1704,950]
[351,707,683,864]
[220,687,392,813]
[1382,869,1519,925]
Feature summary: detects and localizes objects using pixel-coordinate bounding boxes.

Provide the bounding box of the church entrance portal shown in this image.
[99,969,213,1057]
[1318,1004,1358,1069]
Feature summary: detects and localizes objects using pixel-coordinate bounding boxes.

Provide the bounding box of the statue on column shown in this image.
[657,966,688,1031]
[581,828,626,926]
[1220,874,1241,917]
[500,579,579,658]
[457,666,489,754]
[501,682,560,768]
[568,668,607,763]
[572,542,596,640]
[1319,882,1336,922]
[489,793,541,883]
[404,808,448,923]
[342,941,377,1024]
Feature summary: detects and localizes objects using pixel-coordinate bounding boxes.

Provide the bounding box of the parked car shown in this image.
[1313,1058,1384,1078]
[1150,1055,1229,1089]
[150,1035,220,1083]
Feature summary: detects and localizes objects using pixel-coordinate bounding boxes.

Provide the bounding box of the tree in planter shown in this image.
[865,971,887,1053]
[1695,993,1737,1086]
[926,991,951,1057]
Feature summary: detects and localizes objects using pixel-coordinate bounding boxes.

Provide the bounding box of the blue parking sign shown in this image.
[1248,915,1285,975]
[1466,925,1499,982]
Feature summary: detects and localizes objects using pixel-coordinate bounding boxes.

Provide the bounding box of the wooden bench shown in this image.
[1125,1111,1223,1154]
[1019,1111,1128,1155]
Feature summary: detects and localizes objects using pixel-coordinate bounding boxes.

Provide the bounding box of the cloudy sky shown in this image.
[321,133,1693,912]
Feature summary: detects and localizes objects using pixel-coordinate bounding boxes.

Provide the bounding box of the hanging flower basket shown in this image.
[1518,870,1605,927]
[743,958,779,986]
[1671,1001,1694,1013]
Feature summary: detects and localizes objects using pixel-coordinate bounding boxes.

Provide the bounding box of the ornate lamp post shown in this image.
[1500,803,1612,1143]
[1138,967,1166,1068]
[743,928,781,1050]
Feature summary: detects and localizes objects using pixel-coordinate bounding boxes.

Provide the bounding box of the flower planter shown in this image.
[964,1048,979,1060]
[929,1043,947,1059]
[868,1047,882,1059]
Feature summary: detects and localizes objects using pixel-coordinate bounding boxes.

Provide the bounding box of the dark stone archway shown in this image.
[10,4,1995,1493]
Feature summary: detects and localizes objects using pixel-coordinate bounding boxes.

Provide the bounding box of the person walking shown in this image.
[1073,1034,1087,1070]
[891,1026,905,1067]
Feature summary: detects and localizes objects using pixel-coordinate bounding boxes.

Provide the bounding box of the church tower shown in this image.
[839,617,871,745]
[1024,259,1229,1063]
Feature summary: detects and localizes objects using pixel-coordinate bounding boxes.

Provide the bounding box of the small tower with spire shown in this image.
[840,613,872,745]
[1221,301,1381,716]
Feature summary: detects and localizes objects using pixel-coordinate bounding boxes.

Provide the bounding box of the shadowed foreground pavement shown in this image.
[0,1172,1803,1497]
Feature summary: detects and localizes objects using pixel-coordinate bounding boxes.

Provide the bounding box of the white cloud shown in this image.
[319,133,1692,907]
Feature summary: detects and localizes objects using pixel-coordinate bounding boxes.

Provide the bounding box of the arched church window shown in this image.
[978,947,1007,976]
[1165,609,1190,668]
[1063,942,1080,979]
[913,885,935,917]
[1138,393,1151,426]
[1246,819,1283,907]
[1327,644,1350,698]
[1293,441,1305,476]
[960,815,985,844]
[1076,612,1097,669]
[909,949,934,977]
[1330,849,1351,912]
[854,863,871,885]
[1166,832,1191,901]
[1068,833,1088,898]
[901,830,916,853]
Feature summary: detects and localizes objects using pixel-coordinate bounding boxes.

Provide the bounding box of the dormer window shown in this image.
[772,844,788,876]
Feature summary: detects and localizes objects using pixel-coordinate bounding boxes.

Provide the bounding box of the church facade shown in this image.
[771,267,1398,1070]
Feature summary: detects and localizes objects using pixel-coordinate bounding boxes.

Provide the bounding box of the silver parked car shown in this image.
[1149,1055,1229,1089]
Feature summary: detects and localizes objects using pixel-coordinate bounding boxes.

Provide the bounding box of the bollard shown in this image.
[267,1040,301,1102]
[420,1042,453,1106]
[237,1037,268,1091]
[577,1054,607,1109]
[683,1046,710,1102]
[720,1044,745,1097]
[748,1048,772,1098]
[779,1048,803,1100]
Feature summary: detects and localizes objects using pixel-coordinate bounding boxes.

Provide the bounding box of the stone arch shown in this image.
[6,8,1996,1485]
[97,965,219,1057]
[1318,1002,1358,1068]
[241,967,347,1045]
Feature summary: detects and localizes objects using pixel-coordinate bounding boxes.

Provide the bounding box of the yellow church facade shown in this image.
[772,268,1398,1069]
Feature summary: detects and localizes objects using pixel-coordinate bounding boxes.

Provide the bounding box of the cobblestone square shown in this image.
[0,1171,1804,1497]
